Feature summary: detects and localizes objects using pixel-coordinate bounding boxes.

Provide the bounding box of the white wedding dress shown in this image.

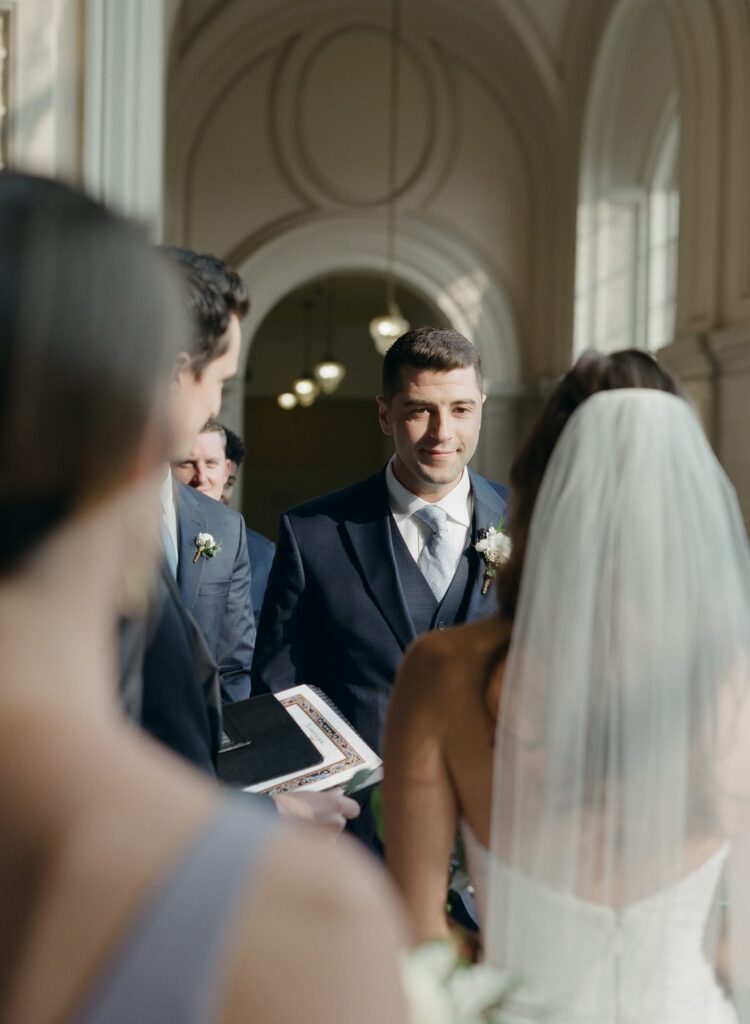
[474,392,750,1024]
[462,821,737,1023]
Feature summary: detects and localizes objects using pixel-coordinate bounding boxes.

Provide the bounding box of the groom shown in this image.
[252,327,509,757]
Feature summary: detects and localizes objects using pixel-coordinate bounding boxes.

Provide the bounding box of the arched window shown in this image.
[574,1,680,356]
[645,112,679,351]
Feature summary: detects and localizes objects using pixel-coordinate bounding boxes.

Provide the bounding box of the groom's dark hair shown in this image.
[381,326,482,401]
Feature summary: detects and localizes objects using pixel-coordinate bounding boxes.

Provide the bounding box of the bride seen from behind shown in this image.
[0,174,406,1024]
[384,349,750,1022]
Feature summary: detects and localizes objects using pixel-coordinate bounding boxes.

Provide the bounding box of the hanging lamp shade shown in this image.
[370,302,410,355]
[277,391,298,410]
[292,373,320,406]
[314,356,346,393]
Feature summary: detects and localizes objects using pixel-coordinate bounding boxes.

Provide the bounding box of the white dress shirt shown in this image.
[160,468,179,570]
[385,458,473,578]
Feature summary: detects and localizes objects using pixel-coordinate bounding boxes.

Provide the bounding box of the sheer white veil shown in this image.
[486,389,750,1021]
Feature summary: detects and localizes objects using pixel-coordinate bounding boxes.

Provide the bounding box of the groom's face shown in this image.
[377,364,484,498]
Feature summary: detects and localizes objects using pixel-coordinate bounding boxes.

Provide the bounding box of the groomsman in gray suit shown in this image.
[253,328,509,761]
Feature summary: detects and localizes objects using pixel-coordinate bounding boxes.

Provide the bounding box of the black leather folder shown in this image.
[217,693,323,788]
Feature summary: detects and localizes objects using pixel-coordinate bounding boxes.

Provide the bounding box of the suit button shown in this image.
[437,621,447,630]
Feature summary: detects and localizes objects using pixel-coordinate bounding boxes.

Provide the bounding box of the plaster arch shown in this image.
[218,212,520,436]
[236,214,519,385]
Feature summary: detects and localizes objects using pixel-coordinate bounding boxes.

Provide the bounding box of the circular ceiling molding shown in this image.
[273,23,456,209]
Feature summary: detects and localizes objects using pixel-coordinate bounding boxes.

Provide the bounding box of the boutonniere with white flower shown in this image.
[474,516,511,595]
[193,532,221,563]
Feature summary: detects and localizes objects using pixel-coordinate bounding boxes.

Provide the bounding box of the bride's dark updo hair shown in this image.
[496,349,685,620]
[0,173,182,574]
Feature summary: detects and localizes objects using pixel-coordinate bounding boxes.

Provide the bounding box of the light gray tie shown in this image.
[414,504,454,601]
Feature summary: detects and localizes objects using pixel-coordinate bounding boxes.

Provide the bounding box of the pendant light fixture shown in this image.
[292,296,320,407]
[277,391,298,410]
[370,0,409,356]
[314,277,346,394]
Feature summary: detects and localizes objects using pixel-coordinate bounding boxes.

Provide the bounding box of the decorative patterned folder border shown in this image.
[258,694,365,795]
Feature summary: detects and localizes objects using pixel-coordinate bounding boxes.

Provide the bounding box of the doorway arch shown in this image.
[240,271,448,538]
[218,211,521,436]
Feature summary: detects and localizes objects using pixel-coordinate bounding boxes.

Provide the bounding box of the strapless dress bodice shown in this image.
[460,821,736,1024]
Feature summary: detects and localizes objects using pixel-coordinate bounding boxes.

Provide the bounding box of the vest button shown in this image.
[437,621,447,630]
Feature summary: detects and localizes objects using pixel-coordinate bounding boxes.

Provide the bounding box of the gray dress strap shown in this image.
[74,796,278,1024]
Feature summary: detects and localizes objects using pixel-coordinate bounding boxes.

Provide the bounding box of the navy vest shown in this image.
[388,516,473,637]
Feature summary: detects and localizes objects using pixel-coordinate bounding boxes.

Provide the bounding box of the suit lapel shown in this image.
[175,483,207,614]
[341,472,416,651]
[465,471,510,621]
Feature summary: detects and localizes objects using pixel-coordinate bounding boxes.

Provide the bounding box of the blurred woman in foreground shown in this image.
[0,174,405,1024]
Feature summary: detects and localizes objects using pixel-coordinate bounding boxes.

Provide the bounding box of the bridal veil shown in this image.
[486,389,750,1022]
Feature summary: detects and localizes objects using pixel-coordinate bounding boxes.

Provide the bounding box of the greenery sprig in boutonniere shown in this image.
[474,516,511,596]
[193,531,221,563]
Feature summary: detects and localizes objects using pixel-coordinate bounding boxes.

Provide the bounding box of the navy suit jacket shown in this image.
[252,468,509,753]
[176,483,255,703]
[246,527,275,623]
[138,562,221,775]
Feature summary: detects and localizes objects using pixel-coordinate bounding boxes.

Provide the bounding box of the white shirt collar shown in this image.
[160,466,174,515]
[385,457,472,527]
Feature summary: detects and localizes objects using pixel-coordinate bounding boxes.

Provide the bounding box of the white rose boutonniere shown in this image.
[474,516,511,595]
[193,532,221,563]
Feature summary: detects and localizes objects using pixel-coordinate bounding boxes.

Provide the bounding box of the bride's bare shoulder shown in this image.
[394,615,508,700]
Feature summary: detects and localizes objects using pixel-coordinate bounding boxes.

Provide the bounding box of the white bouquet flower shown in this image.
[401,941,513,1024]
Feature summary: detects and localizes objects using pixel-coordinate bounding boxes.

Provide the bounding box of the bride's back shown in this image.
[485,387,750,1022]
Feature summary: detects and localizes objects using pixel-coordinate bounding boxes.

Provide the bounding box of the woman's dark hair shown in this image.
[496,349,686,620]
[0,173,183,573]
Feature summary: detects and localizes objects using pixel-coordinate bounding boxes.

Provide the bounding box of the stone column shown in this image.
[83,0,166,236]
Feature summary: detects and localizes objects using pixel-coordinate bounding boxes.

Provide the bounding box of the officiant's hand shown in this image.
[272,789,360,832]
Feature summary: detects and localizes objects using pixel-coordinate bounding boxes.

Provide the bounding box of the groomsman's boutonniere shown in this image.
[474,517,511,595]
[193,532,221,563]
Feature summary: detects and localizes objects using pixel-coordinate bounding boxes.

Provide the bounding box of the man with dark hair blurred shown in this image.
[222,425,246,505]
[158,256,254,706]
[162,246,250,321]
[254,327,509,764]
[131,265,244,771]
